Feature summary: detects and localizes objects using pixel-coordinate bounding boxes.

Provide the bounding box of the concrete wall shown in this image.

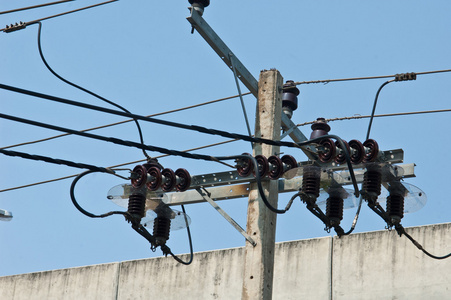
[1,223,450,299]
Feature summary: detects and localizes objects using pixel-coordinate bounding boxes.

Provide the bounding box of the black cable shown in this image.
[165,205,194,265]
[396,225,451,260]
[0,82,294,148]
[1,0,118,32]
[35,22,150,161]
[0,83,357,164]
[366,73,417,140]
[70,170,131,219]
[0,148,113,173]
[366,80,395,140]
[342,196,364,236]
[0,111,360,200]
[0,0,74,15]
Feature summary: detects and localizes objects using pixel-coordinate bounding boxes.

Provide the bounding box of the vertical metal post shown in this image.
[241,69,283,300]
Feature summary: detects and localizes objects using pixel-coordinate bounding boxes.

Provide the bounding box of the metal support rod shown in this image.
[195,188,257,246]
[187,8,258,97]
[229,53,253,140]
[242,70,282,300]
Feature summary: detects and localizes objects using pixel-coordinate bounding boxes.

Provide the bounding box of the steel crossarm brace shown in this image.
[187,8,319,157]
[187,8,258,98]
[165,162,415,205]
[195,187,257,246]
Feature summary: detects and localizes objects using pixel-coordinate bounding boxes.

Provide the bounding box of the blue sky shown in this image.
[1,0,450,276]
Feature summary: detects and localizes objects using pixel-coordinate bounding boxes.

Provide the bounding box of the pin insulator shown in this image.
[282,80,300,118]
[310,118,330,140]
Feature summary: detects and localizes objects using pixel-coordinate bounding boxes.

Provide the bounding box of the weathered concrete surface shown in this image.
[332,223,451,300]
[117,247,244,299]
[0,262,119,300]
[273,237,332,300]
[1,223,450,300]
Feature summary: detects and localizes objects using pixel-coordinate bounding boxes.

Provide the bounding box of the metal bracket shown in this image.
[195,187,257,246]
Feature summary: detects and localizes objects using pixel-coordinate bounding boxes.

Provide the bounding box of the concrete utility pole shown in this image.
[242,69,283,300]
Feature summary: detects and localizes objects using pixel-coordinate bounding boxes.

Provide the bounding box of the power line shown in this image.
[0,149,112,174]
[1,0,118,32]
[294,69,451,85]
[296,109,451,127]
[0,83,294,148]
[0,93,250,150]
[0,112,301,157]
[0,139,239,193]
[0,0,74,15]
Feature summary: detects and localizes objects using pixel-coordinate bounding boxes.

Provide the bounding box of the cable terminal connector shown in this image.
[395,72,417,82]
[4,22,27,33]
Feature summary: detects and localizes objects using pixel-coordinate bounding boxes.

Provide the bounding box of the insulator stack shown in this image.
[236,153,253,177]
[326,196,344,225]
[334,140,350,164]
[255,155,269,177]
[386,193,405,223]
[131,165,148,188]
[153,216,171,246]
[268,155,284,179]
[363,139,379,162]
[318,138,336,163]
[237,154,298,179]
[362,165,382,201]
[127,193,146,221]
[175,168,191,192]
[146,167,162,191]
[301,166,321,200]
[161,168,177,192]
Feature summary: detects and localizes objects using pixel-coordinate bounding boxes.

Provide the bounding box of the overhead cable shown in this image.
[0,139,239,193]
[0,83,300,148]
[296,109,451,127]
[0,0,74,15]
[0,112,361,197]
[1,0,118,32]
[1,93,250,150]
[0,148,113,174]
[294,69,451,85]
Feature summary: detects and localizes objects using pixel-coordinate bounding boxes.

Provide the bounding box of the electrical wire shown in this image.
[0,112,361,202]
[294,69,451,85]
[0,139,239,193]
[0,93,250,151]
[0,83,318,150]
[1,0,118,32]
[70,169,193,264]
[366,79,395,140]
[0,111,359,196]
[296,109,451,127]
[396,225,451,260]
[164,205,194,265]
[0,148,114,174]
[342,196,364,236]
[0,0,74,15]
[35,22,150,161]
[70,169,131,219]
